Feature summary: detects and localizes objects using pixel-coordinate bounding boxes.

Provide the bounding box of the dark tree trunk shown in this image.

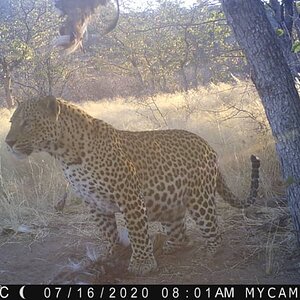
[293,1,300,41]
[269,0,282,23]
[222,0,300,244]
[0,57,14,109]
[180,65,189,92]
[268,0,300,75]
[283,0,293,36]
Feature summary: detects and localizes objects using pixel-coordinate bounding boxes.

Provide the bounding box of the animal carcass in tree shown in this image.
[53,0,119,54]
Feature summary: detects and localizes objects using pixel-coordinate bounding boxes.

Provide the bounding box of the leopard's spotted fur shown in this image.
[5,96,260,275]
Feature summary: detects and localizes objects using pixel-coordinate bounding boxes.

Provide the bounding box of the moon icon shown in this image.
[19,285,26,299]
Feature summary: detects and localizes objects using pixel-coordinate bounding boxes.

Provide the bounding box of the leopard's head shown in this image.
[5,96,61,159]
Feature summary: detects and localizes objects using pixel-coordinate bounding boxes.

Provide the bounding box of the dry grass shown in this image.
[0,81,295,277]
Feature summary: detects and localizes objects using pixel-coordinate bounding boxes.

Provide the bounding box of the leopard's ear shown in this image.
[40,95,61,121]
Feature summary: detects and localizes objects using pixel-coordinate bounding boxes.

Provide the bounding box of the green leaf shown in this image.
[276,28,284,36]
[292,40,300,53]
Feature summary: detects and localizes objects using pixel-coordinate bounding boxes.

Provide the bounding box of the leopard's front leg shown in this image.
[89,208,119,255]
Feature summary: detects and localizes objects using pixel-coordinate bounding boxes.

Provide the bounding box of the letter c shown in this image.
[0,286,9,299]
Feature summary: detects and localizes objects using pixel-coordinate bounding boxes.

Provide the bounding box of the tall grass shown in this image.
[0,82,282,231]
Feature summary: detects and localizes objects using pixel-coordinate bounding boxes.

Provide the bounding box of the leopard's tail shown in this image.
[216,155,260,208]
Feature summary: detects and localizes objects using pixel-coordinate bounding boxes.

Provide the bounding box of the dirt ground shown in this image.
[0,200,299,284]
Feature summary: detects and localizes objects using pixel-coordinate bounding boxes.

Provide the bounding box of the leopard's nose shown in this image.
[5,138,16,148]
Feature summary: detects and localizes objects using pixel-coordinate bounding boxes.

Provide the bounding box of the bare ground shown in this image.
[1,200,300,284]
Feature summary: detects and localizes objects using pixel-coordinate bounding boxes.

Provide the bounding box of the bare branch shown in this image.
[131,18,227,33]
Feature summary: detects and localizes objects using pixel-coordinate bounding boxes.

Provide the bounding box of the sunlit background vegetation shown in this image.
[0,0,247,105]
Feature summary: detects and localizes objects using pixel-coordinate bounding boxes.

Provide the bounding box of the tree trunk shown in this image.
[268,0,300,75]
[222,0,300,244]
[283,0,293,36]
[180,64,189,92]
[293,1,300,41]
[0,57,14,109]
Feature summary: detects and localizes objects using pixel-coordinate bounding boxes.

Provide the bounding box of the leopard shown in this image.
[5,95,260,275]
